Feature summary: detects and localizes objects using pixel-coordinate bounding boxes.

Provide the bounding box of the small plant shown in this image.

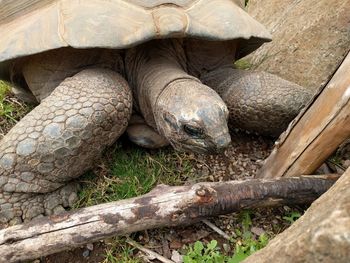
[183,240,229,263]
[183,211,270,263]
[283,211,301,224]
[233,59,252,70]
[230,211,270,262]
[230,232,269,262]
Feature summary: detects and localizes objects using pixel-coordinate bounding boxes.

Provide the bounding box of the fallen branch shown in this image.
[202,219,231,241]
[243,168,350,263]
[0,174,339,263]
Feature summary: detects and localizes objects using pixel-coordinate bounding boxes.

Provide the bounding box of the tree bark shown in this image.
[243,168,350,263]
[258,51,350,178]
[0,175,338,263]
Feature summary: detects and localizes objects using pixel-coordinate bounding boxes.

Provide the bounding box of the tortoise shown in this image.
[0,0,312,225]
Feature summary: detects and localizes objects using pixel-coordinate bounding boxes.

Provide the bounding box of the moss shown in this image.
[234,59,252,70]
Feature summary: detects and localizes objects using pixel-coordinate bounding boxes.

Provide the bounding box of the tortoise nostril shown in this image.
[214,134,231,152]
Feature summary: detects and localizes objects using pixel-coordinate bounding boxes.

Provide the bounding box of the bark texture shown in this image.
[247,0,350,91]
[244,168,350,263]
[0,175,338,263]
[258,51,350,178]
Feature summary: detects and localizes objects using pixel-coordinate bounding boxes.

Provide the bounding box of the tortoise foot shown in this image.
[202,68,313,136]
[0,182,80,226]
[126,115,169,149]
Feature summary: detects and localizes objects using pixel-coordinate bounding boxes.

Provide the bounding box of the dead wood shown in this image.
[243,168,350,263]
[0,174,339,263]
[258,51,350,178]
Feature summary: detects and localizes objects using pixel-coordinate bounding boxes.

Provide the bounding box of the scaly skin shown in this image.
[201,68,313,136]
[125,40,231,153]
[185,39,313,136]
[0,68,132,224]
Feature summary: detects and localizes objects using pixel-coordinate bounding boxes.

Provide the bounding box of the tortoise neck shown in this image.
[125,39,196,128]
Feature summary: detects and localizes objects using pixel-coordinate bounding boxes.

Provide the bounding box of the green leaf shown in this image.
[194,241,204,254]
[207,240,218,250]
[228,249,249,263]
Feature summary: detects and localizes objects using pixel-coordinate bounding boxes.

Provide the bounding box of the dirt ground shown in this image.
[41,132,316,263]
[1,90,347,263]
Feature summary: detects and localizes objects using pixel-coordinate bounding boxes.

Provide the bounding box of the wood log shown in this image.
[0,175,338,263]
[258,51,350,178]
[243,168,350,263]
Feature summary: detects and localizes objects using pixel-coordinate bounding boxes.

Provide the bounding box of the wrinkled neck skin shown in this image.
[125,39,195,128]
[125,39,231,154]
[184,39,237,78]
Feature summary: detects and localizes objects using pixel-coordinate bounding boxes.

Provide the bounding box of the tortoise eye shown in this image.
[183,124,204,138]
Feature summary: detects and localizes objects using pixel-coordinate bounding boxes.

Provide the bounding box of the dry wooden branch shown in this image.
[202,219,231,240]
[258,51,350,178]
[243,168,350,263]
[0,175,339,263]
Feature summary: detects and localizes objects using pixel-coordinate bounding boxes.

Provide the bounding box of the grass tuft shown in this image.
[74,144,195,208]
[103,237,141,263]
[0,81,31,136]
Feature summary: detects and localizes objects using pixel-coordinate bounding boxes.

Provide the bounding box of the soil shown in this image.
[41,132,312,263]
[1,90,347,262]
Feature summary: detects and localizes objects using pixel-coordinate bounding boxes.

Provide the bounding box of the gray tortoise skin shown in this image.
[0,0,312,225]
[0,69,132,223]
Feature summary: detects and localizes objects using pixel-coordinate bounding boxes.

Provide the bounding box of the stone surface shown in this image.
[247,0,350,91]
[243,168,350,263]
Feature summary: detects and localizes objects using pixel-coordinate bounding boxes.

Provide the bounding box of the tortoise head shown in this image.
[154,79,231,154]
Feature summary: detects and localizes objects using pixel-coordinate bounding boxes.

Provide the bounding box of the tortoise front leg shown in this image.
[201,68,313,136]
[0,68,132,225]
[127,114,169,149]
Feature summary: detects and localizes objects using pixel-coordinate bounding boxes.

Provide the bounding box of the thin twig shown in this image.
[126,237,175,263]
[201,219,231,240]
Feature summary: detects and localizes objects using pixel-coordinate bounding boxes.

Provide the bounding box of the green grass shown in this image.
[74,144,195,208]
[183,211,270,263]
[103,237,141,263]
[283,211,301,224]
[73,145,195,262]
[0,81,16,122]
[229,211,270,262]
[0,81,30,134]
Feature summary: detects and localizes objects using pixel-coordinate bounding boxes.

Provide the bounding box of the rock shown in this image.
[171,250,183,263]
[343,160,350,169]
[243,168,350,263]
[246,0,350,91]
[250,226,265,236]
[86,243,94,251]
[82,249,90,258]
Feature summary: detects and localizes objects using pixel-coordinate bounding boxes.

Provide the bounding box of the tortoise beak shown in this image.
[211,133,231,153]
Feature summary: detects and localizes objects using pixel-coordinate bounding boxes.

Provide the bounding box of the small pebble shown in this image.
[222,243,231,253]
[251,227,265,236]
[343,160,350,169]
[86,243,94,251]
[82,249,90,258]
[171,250,183,263]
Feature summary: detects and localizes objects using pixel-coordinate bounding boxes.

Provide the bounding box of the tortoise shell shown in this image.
[0,0,271,69]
